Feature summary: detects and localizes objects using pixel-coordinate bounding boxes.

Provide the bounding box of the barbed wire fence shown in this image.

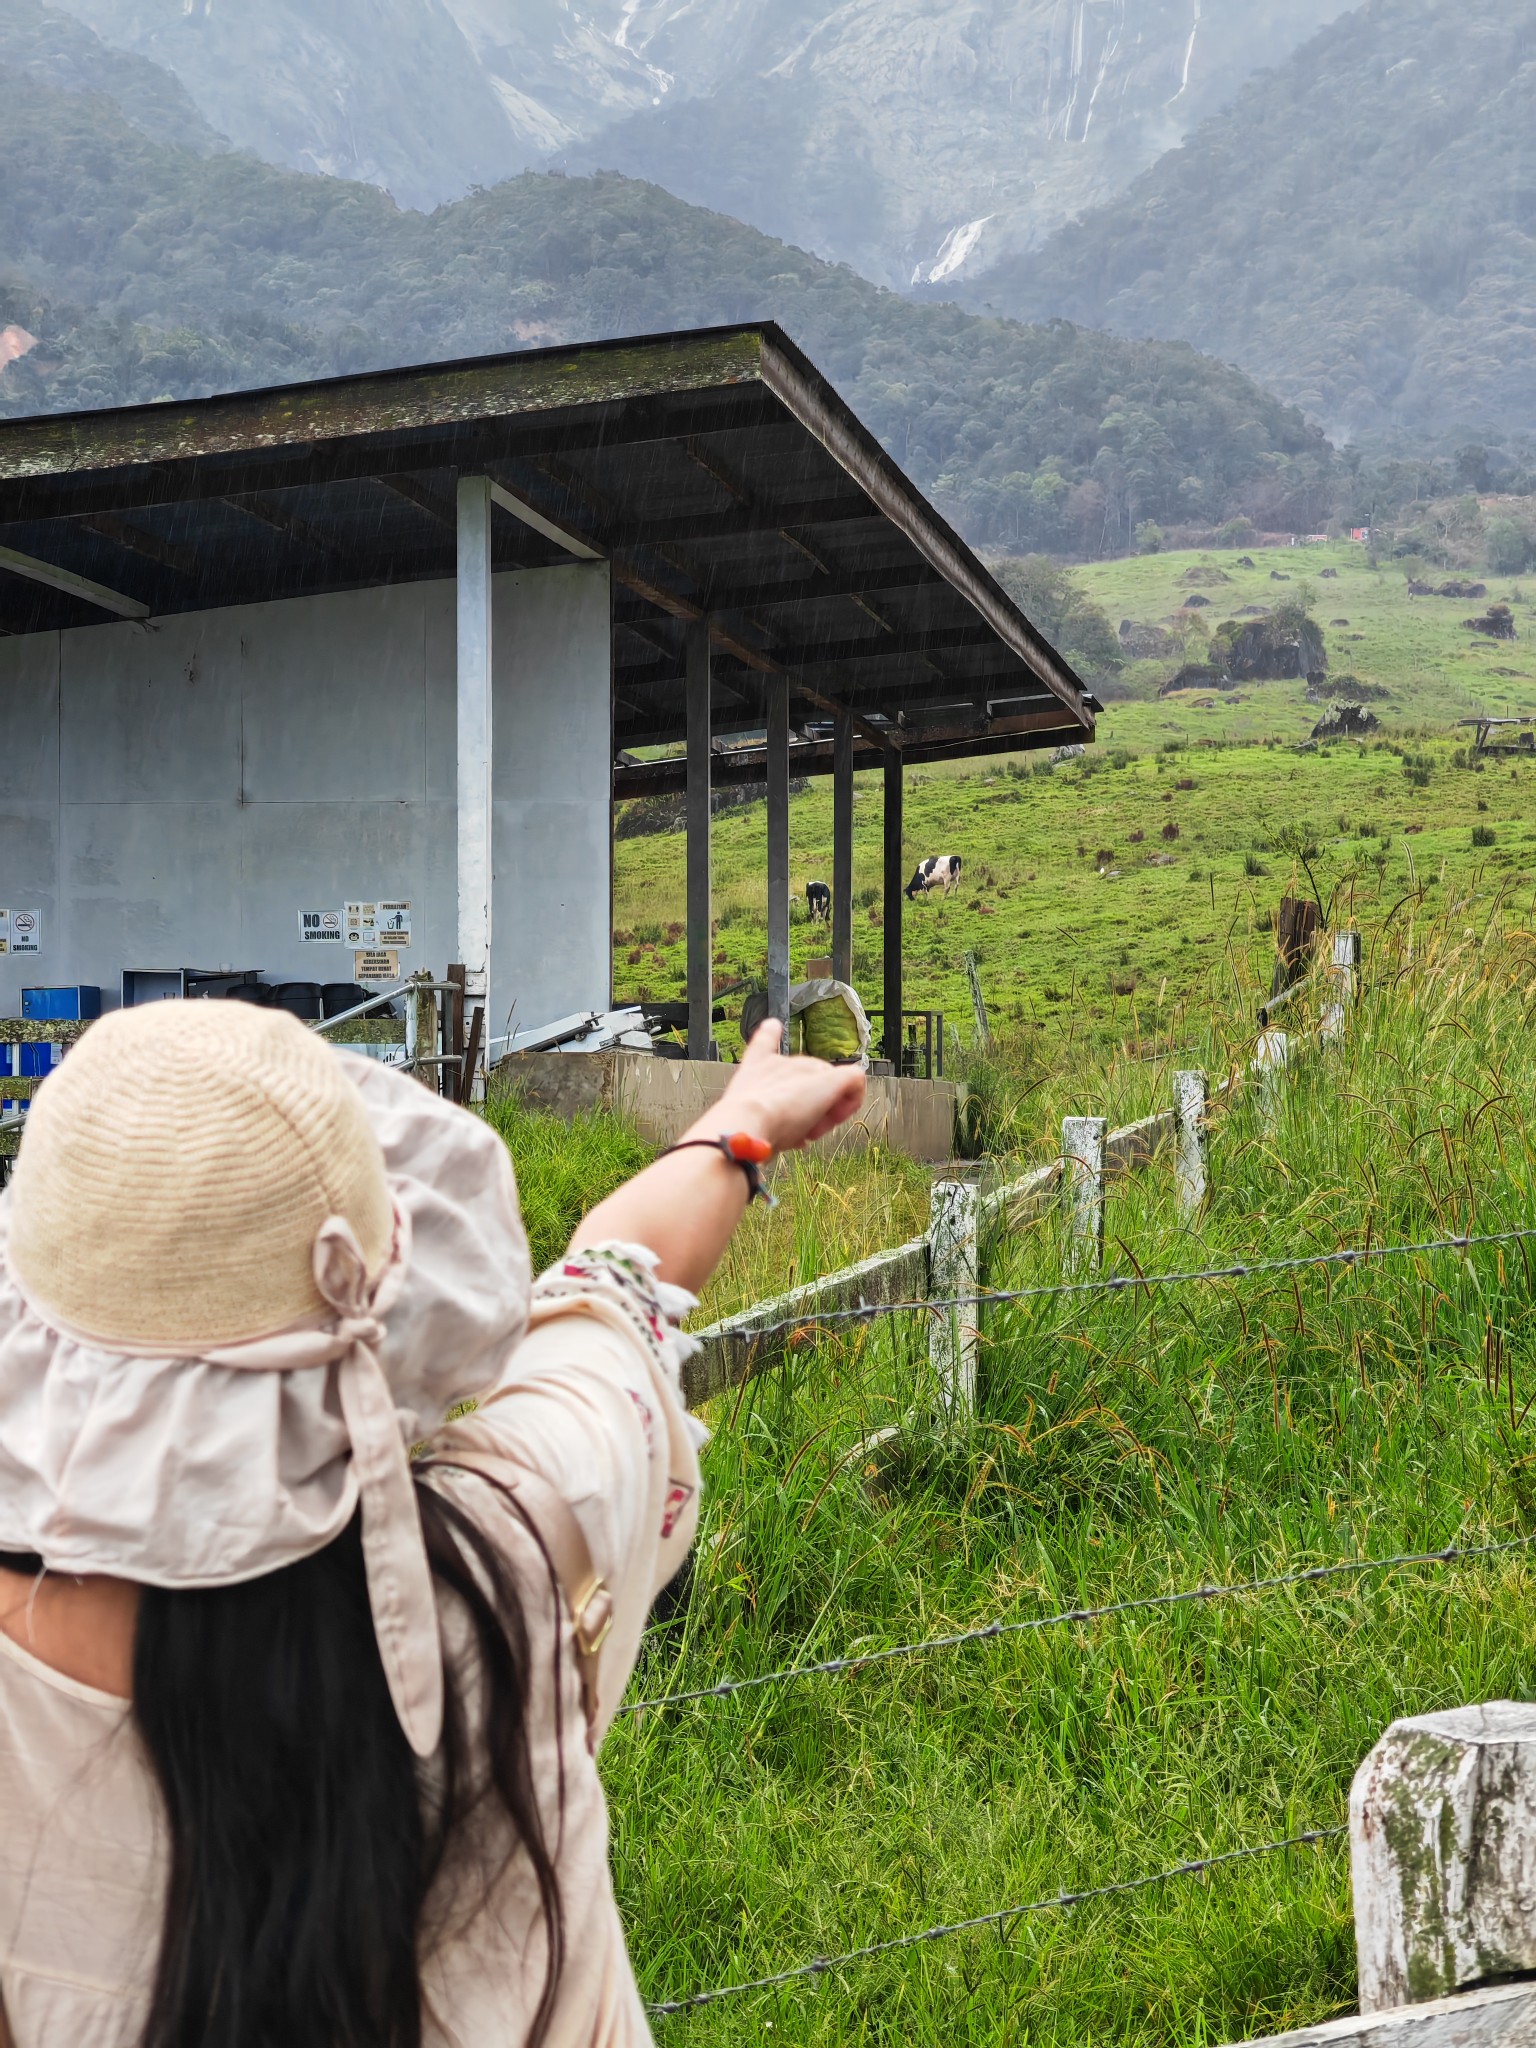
[625,1533,1536,1718]
[726,1224,1536,1350]
[648,1828,1348,2017]
[639,1218,1536,2019]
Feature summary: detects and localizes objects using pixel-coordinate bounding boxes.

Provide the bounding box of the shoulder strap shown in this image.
[423,1447,614,1750]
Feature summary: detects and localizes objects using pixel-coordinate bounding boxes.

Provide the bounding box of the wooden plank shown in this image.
[684,1239,930,1409]
[458,1003,484,1105]
[1230,1983,1536,2048]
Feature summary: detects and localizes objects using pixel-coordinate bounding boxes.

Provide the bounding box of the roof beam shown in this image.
[488,479,603,561]
[0,394,788,528]
[624,495,875,550]
[222,492,352,559]
[0,543,149,620]
[78,513,200,578]
[613,706,1077,793]
[372,474,457,529]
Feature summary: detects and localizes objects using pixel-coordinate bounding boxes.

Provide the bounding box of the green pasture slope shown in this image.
[614,544,1536,1060]
[606,921,1536,2045]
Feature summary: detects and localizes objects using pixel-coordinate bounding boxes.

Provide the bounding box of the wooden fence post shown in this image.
[1323,929,1362,1043]
[928,1179,980,1417]
[1173,1071,1209,1219]
[1351,1701,1536,2014]
[963,951,992,1053]
[1062,1117,1106,1274]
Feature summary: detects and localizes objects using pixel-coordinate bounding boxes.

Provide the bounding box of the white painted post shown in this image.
[1324,928,1362,1042]
[929,1179,980,1417]
[1252,1027,1289,1132]
[1351,1702,1536,2014]
[1062,1116,1106,1274]
[1173,1070,1209,1219]
[456,476,494,1069]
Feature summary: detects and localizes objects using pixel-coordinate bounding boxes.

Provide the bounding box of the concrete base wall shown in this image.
[492,1050,962,1163]
[0,564,611,1021]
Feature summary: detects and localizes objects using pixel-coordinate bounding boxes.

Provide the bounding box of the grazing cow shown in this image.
[805,880,831,922]
[905,854,963,901]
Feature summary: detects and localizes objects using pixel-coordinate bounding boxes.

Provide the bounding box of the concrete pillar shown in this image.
[766,675,790,1051]
[1324,928,1362,1043]
[1173,1070,1209,1219]
[489,564,613,1038]
[1351,1702,1536,2014]
[686,621,714,1061]
[456,476,494,1007]
[1062,1115,1106,1274]
[929,1178,980,1417]
[1253,1026,1290,1133]
[882,744,904,1066]
[832,708,855,987]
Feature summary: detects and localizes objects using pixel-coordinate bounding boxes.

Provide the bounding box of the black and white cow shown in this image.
[805,881,831,922]
[905,854,963,901]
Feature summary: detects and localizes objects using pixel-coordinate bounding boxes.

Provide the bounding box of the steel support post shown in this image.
[686,620,714,1061]
[832,707,855,986]
[766,675,791,1050]
[882,743,904,1066]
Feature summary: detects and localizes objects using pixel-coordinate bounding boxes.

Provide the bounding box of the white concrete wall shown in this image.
[0,563,612,1020]
[491,562,613,1038]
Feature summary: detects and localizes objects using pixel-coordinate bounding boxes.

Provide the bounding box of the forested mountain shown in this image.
[966,0,1536,442]
[549,0,1353,291]
[42,0,1354,285]
[0,2,1335,553]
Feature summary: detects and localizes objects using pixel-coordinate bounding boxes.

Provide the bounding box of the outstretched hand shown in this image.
[567,1020,869,1293]
[719,1018,867,1153]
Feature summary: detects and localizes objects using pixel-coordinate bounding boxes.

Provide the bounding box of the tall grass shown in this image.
[603,912,1536,2045]
[479,1091,653,1272]
[482,1087,934,1318]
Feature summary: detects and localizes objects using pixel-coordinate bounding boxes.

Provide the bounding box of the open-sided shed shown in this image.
[0,322,1093,1068]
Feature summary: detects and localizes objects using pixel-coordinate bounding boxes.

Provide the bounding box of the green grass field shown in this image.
[602,918,1536,2045]
[1082,541,1536,742]
[614,544,1536,1074]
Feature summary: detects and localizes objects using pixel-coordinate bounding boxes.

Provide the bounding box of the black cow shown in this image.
[905,854,963,900]
[805,881,831,922]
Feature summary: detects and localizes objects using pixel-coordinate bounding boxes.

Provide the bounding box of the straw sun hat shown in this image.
[0,1001,533,1757]
[8,1001,395,1347]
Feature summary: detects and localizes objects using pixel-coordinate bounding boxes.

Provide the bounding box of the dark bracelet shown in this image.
[657,1133,778,1207]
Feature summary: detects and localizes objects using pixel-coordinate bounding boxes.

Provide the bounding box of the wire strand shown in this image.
[623,1535,1534,1715]
[724,1224,1536,1344]
[647,1826,1346,2015]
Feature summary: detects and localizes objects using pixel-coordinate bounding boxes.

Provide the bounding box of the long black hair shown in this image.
[129,1481,565,2048]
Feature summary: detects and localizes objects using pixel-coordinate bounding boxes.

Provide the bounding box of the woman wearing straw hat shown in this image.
[0,1001,863,2048]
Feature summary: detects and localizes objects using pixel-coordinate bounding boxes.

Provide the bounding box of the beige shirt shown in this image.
[0,1283,701,2048]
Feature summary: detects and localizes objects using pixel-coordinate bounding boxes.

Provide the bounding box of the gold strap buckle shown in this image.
[572,1578,614,1658]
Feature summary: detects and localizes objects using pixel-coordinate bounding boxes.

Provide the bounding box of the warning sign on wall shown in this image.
[345,901,412,948]
[299,909,344,943]
[354,949,399,982]
[8,910,39,956]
